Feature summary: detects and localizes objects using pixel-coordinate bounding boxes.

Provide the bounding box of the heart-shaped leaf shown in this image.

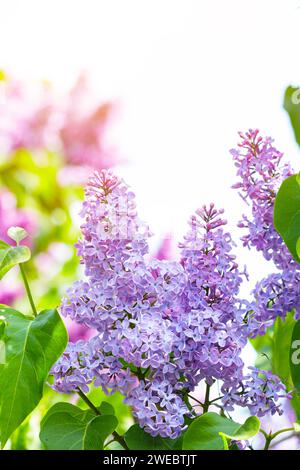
[183,412,260,450]
[40,403,117,450]
[0,240,31,279]
[7,226,28,244]
[0,307,68,448]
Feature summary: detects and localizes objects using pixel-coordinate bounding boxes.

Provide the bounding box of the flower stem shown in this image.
[187,393,204,407]
[19,263,38,317]
[271,427,294,440]
[260,427,294,450]
[203,383,211,413]
[263,433,272,450]
[77,387,129,450]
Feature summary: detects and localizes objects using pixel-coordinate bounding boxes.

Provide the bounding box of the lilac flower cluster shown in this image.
[222,367,292,417]
[231,129,300,330]
[52,169,290,438]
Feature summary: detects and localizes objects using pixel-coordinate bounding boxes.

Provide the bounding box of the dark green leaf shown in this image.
[99,401,115,415]
[272,311,295,386]
[0,307,68,448]
[40,403,117,450]
[274,174,300,262]
[124,424,182,450]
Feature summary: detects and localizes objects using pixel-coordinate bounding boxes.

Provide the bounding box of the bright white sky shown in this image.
[1,0,300,285]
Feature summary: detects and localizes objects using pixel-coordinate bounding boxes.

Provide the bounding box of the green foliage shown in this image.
[0,307,68,448]
[124,424,182,450]
[182,412,260,450]
[40,403,117,450]
[251,311,295,386]
[219,416,260,442]
[0,148,83,313]
[272,311,296,386]
[284,86,300,147]
[274,174,300,263]
[0,240,31,280]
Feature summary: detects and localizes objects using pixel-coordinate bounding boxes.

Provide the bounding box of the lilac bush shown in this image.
[52,162,291,439]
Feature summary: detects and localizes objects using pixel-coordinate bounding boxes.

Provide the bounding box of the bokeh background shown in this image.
[1,0,300,449]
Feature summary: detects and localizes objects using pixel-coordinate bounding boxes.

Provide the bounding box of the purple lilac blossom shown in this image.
[231,129,300,331]
[222,367,292,417]
[51,169,289,438]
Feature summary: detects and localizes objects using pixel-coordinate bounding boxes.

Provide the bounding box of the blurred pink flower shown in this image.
[59,75,116,171]
[0,76,55,153]
[0,72,117,174]
[0,280,23,306]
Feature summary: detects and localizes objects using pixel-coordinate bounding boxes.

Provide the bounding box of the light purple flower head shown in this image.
[52,168,290,438]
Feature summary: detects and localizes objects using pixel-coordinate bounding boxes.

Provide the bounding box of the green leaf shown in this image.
[182,412,260,450]
[40,403,117,450]
[274,174,300,262]
[290,320,300,390]
[0,307,68,448]
[0,316,6,338]
[220,416,260,441]
[41,402,93,424]
[284,86,300,147]
[99,401,115,415]
[272,311,296,386]
[124,424,182,450]
[0,240,31,279]
[7,226,28,244]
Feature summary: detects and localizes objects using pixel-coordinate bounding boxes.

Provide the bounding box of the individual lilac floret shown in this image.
[52,169,290,438]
